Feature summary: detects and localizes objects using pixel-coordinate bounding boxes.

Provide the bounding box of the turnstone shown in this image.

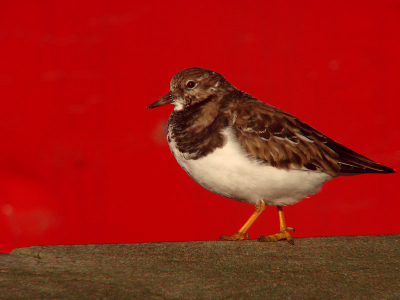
[147,68,395,244]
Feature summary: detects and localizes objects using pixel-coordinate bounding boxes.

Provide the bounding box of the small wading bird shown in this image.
[147,68,395,245]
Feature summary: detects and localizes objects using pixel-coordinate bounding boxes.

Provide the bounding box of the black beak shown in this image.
[147,92,175,109]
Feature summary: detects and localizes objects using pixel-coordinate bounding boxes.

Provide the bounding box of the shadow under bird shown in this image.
[147,68,395,244]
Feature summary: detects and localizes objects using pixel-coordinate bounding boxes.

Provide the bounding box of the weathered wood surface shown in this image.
[0,235,399,299]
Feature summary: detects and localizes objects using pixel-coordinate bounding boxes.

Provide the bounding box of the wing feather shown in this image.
[231,96,394,176]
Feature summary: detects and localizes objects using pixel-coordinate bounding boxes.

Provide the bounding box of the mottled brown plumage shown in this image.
[152,68,394,176]
[230,94,393,176]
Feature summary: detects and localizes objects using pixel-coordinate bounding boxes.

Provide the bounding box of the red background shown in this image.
[1,1,399,253]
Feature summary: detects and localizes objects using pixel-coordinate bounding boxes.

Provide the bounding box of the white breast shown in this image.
[168,127,333,206]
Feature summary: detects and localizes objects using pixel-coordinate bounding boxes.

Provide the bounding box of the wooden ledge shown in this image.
[1,235,399,299]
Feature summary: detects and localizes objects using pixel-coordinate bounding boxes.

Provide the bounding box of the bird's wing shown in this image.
[231,97,394,176]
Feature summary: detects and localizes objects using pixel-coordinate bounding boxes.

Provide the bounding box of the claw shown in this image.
[287,238,295,245]
[220,231,250,241]
[257,229,295,245]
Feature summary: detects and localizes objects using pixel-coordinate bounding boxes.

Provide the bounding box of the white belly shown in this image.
[168,128,333,206]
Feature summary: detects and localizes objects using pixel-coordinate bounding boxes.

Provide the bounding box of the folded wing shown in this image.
[232,96,394,176]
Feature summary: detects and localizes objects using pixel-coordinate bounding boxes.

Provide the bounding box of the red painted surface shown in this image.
[0,1,399,253]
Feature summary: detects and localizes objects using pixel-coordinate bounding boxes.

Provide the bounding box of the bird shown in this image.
[147,68,395,245]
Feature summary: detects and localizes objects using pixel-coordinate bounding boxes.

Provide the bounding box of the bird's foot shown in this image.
[219,232,250,241]
[257,227,295,245]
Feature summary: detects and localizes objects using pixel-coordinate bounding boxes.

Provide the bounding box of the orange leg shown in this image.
[258,206,295,245]
[220,200,266,241]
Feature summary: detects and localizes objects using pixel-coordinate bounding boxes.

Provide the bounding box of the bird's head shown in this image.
[147,68,234,110]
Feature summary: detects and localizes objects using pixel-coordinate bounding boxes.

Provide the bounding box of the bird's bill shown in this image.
[147,92,175,109]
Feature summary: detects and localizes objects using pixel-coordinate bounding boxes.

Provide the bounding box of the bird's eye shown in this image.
[186,81,196,88]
